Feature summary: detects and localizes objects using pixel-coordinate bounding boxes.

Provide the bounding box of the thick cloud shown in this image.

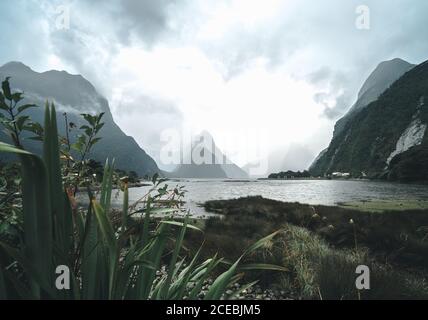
[307,67,353,120]
[114,0,178,45]
[1,0,428,171]
[111,93,183,169]
[74,0,178,46]
[0,1,51,70]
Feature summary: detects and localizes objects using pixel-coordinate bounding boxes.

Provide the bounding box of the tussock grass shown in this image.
[204,196,428,268]
[195,197,428,299]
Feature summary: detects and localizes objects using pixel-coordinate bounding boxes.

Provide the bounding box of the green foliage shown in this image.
[268,170,311,179]
[0,79,108,260]
[0,77,38,148]
[200,196,428,299]
[0,162,22,246]
[62,111,106,192]
[387,145,428,182]
[310,60,428,180]
[71,112,105,159]
[0,105,281,300]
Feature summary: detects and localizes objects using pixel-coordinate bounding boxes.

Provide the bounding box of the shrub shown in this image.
[0,98,283,299]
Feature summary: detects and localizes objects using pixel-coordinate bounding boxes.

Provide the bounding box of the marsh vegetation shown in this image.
[0,78,282,300]
[1,78,427,300]
[185,196,428,299]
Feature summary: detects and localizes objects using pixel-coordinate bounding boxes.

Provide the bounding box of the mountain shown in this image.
[310,59,428,182]
[171,131,248,179]
[0,61,159,176]
[332,58,415,138]
[310,58,415,173]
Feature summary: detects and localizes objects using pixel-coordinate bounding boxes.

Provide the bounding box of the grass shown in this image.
[339,199,428,212]
[279,225,428,299]
[187,196,428,299]
[1,77,426,300]
[0,103,284,300]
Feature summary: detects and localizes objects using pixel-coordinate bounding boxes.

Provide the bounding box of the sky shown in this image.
[1,0,428,172]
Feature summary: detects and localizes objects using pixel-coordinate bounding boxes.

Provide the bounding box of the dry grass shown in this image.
[184,196,428,299]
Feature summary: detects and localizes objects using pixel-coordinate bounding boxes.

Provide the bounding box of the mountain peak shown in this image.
[380,57,411,65]
[1,61,88,84]
[0,61,34,73]
[171,130,248,179]
[0,62,159,176]
[0,61,101,107]
[358,58,415,99]
[310,58,428,180]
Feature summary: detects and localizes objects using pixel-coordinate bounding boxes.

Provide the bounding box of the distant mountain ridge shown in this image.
[0,61,159,176]
[310,58,428,182]
[310,58,415,173]
[171,131,248,179]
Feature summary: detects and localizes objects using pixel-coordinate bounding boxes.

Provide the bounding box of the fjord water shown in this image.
[119,179,428,216]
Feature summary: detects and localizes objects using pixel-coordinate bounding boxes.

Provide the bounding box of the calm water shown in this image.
[115,179,428,216]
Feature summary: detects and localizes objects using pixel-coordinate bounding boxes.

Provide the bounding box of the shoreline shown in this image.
[259,177,428,185]
[183,195,428,299]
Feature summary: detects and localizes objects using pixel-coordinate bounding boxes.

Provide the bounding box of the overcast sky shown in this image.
[1,0,428,170]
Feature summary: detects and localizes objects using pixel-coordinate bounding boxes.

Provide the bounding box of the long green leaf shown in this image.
[2,268,34,299]
[238,263,288,272]
[0,142,32,155]
[0,243,54,298]
[160,220,202,232]
[44,103,69,257]
[18,149,52,297]
[0,266,6,300]
[188,256,222,300]
[161,216,188,299]
[171,245,203,299]
[137,223,170,299]
[226,280,258,300]
[92,200,118,299]
[121,181,129,233]
[204,257,242,300]
[81,203,100,299]
[244,230,281,256]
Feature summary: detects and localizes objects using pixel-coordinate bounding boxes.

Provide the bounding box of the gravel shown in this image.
[154,267,292,300]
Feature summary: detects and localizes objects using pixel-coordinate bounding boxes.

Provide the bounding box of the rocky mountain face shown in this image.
[171,131,248,179]
[332,58,415,138]
[310,59,428,182]
[311,59,415,174]
[0,62,159,176]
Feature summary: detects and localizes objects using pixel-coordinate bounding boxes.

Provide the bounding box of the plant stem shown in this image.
[63,112,71,168]
[7,100,22,148]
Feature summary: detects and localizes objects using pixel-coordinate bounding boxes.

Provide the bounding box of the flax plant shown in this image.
[0,102,285,300]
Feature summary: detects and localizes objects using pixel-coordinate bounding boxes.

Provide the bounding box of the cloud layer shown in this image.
[1,0,428,170]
